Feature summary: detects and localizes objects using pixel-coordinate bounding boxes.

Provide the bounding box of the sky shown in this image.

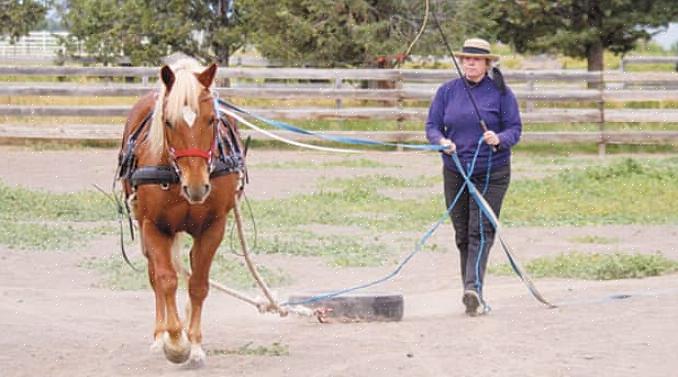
[652,23,678,50]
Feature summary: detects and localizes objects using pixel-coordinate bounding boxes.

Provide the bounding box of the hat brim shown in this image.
[454,51,500,61]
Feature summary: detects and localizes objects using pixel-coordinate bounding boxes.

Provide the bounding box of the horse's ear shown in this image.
[196,63,218,88]
[160,65,175,92]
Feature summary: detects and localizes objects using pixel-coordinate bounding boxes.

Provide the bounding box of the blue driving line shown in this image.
[217,101,533,307]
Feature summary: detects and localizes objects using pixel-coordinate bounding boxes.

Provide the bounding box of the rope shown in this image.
[282,138,486,307]
[219,106,363,154]
[395,0,430,69]
[450,149,556,308]
[216,100,554,309]
[218,100,446,152]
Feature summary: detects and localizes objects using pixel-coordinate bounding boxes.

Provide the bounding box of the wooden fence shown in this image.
[1,66,677,153]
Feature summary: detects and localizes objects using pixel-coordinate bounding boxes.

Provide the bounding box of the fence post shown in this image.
[334,78,342,109]
[396,69,404,152]
[597,71,606,157]
[525,78,535,113]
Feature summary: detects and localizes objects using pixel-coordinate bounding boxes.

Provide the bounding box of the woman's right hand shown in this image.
[439,138,456,155]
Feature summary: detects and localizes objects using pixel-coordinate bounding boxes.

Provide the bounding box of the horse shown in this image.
[116,58,245,366]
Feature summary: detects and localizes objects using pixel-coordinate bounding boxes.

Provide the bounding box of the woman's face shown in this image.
[461,57,488,82]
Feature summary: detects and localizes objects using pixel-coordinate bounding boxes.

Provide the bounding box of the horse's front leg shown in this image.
[143,220,191,364]
[185,216,226,368]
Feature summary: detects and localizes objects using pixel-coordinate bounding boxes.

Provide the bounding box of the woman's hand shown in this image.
[439,138,456,155]
[483,131,500,146]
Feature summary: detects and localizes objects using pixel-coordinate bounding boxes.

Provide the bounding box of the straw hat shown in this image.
[455,38,500,61]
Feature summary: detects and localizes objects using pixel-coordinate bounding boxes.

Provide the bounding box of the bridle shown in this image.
[162,93,221,176]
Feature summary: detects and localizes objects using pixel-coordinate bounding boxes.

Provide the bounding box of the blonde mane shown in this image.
[148,58,211,157]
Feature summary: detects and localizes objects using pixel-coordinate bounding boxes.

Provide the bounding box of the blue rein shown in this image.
[217,100,554,309]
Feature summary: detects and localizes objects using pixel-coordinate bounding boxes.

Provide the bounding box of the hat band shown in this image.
[462,46,490,55]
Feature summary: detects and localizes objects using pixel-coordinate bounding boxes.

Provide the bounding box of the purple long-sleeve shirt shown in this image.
[425,75,522,175]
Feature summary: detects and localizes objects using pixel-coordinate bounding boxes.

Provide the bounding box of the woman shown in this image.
[425,38,522,316]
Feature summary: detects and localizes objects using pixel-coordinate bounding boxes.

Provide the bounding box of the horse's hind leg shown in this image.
[185,217,226,368]
[143,221,190,364]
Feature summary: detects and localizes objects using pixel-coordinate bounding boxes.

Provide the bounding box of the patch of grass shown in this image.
[251,185,441,233]
[319,174,437,191]
[207,342,289,357]
[0,139,120,150]
[504,158,678,226]
[489,252,678,280]
[0,182,115,222]
[249,158,678,234]
[524,122,678,132]
[252,232,387,267]
[513,142,678,155]
[568,235,618,244]
[252,158,399,169]
[0,221,115,250]
[81,252,291,291]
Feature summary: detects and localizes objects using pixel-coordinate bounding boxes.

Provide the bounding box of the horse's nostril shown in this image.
[204,184,211,194]
[182,185,189,196]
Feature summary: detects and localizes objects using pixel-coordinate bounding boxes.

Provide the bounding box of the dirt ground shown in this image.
[1,146,677,377]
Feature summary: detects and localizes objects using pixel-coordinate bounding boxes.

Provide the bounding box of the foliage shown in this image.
[504,158,678,226]
[208,342,289,357]
[0,0,48,42]
[252,157,399,170]
[0,220,114,250]
[249,0,488,67]
[490,251,678,280]
[82,252,290,290]
[568,235,618,244]
[251,232,388,267]
[480,0,678,70]
[59,0,256,66]
[0,182,115,222]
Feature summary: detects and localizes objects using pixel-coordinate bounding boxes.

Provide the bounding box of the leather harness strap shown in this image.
[118,109,245,190]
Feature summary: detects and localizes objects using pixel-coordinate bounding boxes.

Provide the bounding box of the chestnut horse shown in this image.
[117,58,244,366]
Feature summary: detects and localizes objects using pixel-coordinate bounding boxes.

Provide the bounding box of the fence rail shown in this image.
[1,66,677,152]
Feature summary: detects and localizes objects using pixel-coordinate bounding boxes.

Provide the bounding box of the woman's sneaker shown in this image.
[462,290,481,316]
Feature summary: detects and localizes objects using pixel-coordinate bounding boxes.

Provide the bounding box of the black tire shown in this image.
[287,292,404,322]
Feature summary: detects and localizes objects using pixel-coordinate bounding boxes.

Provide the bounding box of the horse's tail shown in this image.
[170,233,188,279]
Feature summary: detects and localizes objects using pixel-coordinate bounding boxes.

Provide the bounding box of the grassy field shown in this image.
[1,156,676,282]
[490,252,678,280]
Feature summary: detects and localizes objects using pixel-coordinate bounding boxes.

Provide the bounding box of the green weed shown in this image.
[81,252,291,291]
[490,252,678,280]
[0,221,114,250]
[207,342,289,357]
[0,182,115,222]
[568,235,618,244]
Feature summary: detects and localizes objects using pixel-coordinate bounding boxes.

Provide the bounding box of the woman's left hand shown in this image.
[483,131,500,146]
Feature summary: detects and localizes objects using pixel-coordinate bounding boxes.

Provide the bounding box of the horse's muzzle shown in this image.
[182,183,211,204]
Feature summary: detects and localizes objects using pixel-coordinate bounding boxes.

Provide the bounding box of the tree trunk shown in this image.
[587,41,604,89]
[214,46,230,88]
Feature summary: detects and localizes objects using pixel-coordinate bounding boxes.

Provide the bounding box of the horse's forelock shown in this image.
[148,58,210,157]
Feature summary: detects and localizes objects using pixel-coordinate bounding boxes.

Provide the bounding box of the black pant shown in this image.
[443,163,511,294]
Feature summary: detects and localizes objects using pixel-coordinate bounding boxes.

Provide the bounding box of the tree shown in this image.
[0,0,48,42]
[249,0,445,68]
[480,0,678,72]
[59,0,255,66]
[248,0,497,68]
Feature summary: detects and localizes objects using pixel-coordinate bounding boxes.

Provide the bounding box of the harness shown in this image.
[117,110,246,191]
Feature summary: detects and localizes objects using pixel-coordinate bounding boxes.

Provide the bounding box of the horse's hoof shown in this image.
[162,331,191,364]
[183,344,206,369]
